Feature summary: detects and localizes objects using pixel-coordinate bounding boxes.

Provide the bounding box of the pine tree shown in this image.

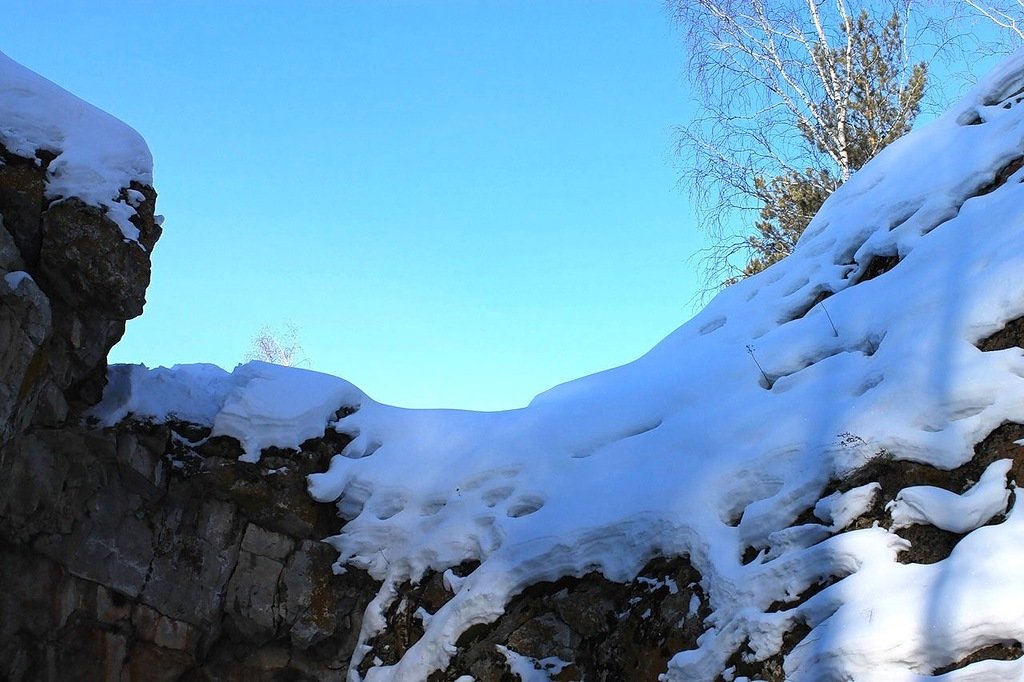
[739,11,927,281]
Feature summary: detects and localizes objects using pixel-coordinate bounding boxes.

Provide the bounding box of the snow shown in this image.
[93,50,1024,680]
[787,507,1024,680]
[92,362,364,462]
[211,362,363,462]
[888,458,1012,533]
[3,270,33,291]
[496,646,571,681]
[637,575,679,594]
[813,483,880,530]
[93,363,234,426]
[0,51,152,241]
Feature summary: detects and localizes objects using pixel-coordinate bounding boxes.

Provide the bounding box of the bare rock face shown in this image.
[0,421,375,681]
[0,143,160,441]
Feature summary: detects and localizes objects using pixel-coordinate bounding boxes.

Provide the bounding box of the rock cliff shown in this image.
[5,47,1024,682]
[0,142,159,441]
[0,414,376,680]
[0,55,373,680]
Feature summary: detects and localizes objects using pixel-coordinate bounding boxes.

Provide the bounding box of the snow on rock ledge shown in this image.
[93,362,366,462]
[888,458,1013,534]
[0,51,161,439]
[0,50,153,241]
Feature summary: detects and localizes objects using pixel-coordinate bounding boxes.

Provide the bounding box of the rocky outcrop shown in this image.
[0,409,714,681]
[0,127,378,680]
[0,142,160,441]
[0,418,375,681]
[381,558,711,682]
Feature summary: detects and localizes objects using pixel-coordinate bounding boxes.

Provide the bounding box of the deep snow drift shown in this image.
[94,52,1024,680]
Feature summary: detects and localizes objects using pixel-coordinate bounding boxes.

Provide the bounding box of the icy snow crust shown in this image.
[0,51,153,241]
[98,52,1024,680]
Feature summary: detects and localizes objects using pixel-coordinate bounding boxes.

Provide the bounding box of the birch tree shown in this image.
[245,323,308,367]
[671,0,933,288]
[963,0,1024,41]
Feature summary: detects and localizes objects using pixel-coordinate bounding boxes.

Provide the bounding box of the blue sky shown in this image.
[5,2,704,410]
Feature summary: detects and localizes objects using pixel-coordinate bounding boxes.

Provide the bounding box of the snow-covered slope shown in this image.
[98,52,1024,680]
[0,51,153,240]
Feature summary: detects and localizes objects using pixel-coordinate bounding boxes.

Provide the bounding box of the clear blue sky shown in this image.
[5,1,706,410]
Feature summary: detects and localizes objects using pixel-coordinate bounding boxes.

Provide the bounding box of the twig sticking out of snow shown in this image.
[819,301,839,337]
[746,344,773,388]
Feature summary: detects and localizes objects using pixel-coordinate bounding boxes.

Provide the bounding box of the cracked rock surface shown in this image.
[0,418,377,681]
